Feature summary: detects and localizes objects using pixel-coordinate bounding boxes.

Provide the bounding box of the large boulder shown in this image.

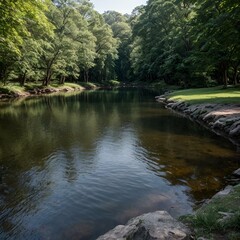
[96,211,191,240]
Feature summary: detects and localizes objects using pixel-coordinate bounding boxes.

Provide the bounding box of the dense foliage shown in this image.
[130,0,240,87]
[0,0,239,87]
[0,0,117,86]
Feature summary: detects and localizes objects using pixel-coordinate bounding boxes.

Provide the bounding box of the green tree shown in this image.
[39,1,94,85]
[130,0,194,85]
[103,11,132,82]
[191,0,240,86]
[0,0,53,84]
[88,12,118,82]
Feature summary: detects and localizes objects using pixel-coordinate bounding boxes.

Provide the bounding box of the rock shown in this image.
[212,117,227,130]
[166,103,175,108]
[96,211,191,240]
[166,99,175,104]
[156,97,167,103]
[229,120,240,131]
[155,95,166,100]
[212,185,233,199]
[217,211,234,224]
[229,124,240,137]
[233,168,240,177]
[44,88,55,93]
[171,101,183,109]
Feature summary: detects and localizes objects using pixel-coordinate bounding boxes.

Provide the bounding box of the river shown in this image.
[0,89,239,239]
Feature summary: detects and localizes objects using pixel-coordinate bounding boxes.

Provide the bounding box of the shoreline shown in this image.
[0,85,88,101]
[156,95,240,148]
[0,82,128,101]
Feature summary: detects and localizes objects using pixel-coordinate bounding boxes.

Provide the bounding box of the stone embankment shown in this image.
[156,96,240,146]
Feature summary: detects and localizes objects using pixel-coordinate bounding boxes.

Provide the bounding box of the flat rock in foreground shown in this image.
[96,211,191,240]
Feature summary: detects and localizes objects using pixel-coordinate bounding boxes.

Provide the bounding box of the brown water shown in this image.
[0,89,239,240]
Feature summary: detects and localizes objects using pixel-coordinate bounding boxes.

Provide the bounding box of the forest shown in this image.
[0,0,240,88]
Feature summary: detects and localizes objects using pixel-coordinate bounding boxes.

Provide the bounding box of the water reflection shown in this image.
[0,89,239,239]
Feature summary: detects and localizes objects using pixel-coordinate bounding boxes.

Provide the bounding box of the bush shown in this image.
[206,79,218,87]
[78,82,98,89]
[105,80,121,87]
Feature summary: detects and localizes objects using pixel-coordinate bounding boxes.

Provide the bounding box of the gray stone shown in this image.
[166,103,175,108]
[233,168,240,177]
[212,185,233,199]
[96,211,191,240]
[212,117,228,129]
[229,124,240,137]
[229,120,240,131]
[171,101,184,109]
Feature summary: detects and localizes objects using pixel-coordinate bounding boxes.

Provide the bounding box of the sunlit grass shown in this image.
[0,84,26,94]
[168,86,240,104]
[64,82,84,88]
[77,82,98,89]
[52,82,85,90]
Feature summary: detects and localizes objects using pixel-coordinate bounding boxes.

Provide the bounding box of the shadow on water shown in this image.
[0,88,239,239]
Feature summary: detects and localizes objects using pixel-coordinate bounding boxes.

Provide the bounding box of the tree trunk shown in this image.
[223,69,228,87]
[59,75,65,85]
[46,72,52,86]
[43,68,51,86]
[84,70,87,82]
[232,62,240,85]
[233,68,238,85]
[0,66,8,86]
[219,62,228,88]
[86,70,89,83]
[20,71,27,87]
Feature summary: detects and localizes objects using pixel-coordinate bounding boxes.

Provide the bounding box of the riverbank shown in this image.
[0,80,124,100]
[156,86,240,146]
[0,82,100,100]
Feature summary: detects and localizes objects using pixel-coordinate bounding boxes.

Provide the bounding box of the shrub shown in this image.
[105,80,121,87]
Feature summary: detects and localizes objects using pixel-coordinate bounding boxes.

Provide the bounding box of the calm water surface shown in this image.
[0,89,239,239]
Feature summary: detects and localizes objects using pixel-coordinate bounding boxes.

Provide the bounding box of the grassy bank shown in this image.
[0,82,98,98]
[181,184,240,239]
[0,80,123,98]
[167,86,240,104]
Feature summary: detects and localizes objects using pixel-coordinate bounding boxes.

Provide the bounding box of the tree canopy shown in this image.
[0,0,239,87]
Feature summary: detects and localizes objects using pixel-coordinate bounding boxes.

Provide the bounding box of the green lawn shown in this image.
[168,86,240,104]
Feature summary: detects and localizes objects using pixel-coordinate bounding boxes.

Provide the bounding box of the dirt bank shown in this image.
[0,85,87,101]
